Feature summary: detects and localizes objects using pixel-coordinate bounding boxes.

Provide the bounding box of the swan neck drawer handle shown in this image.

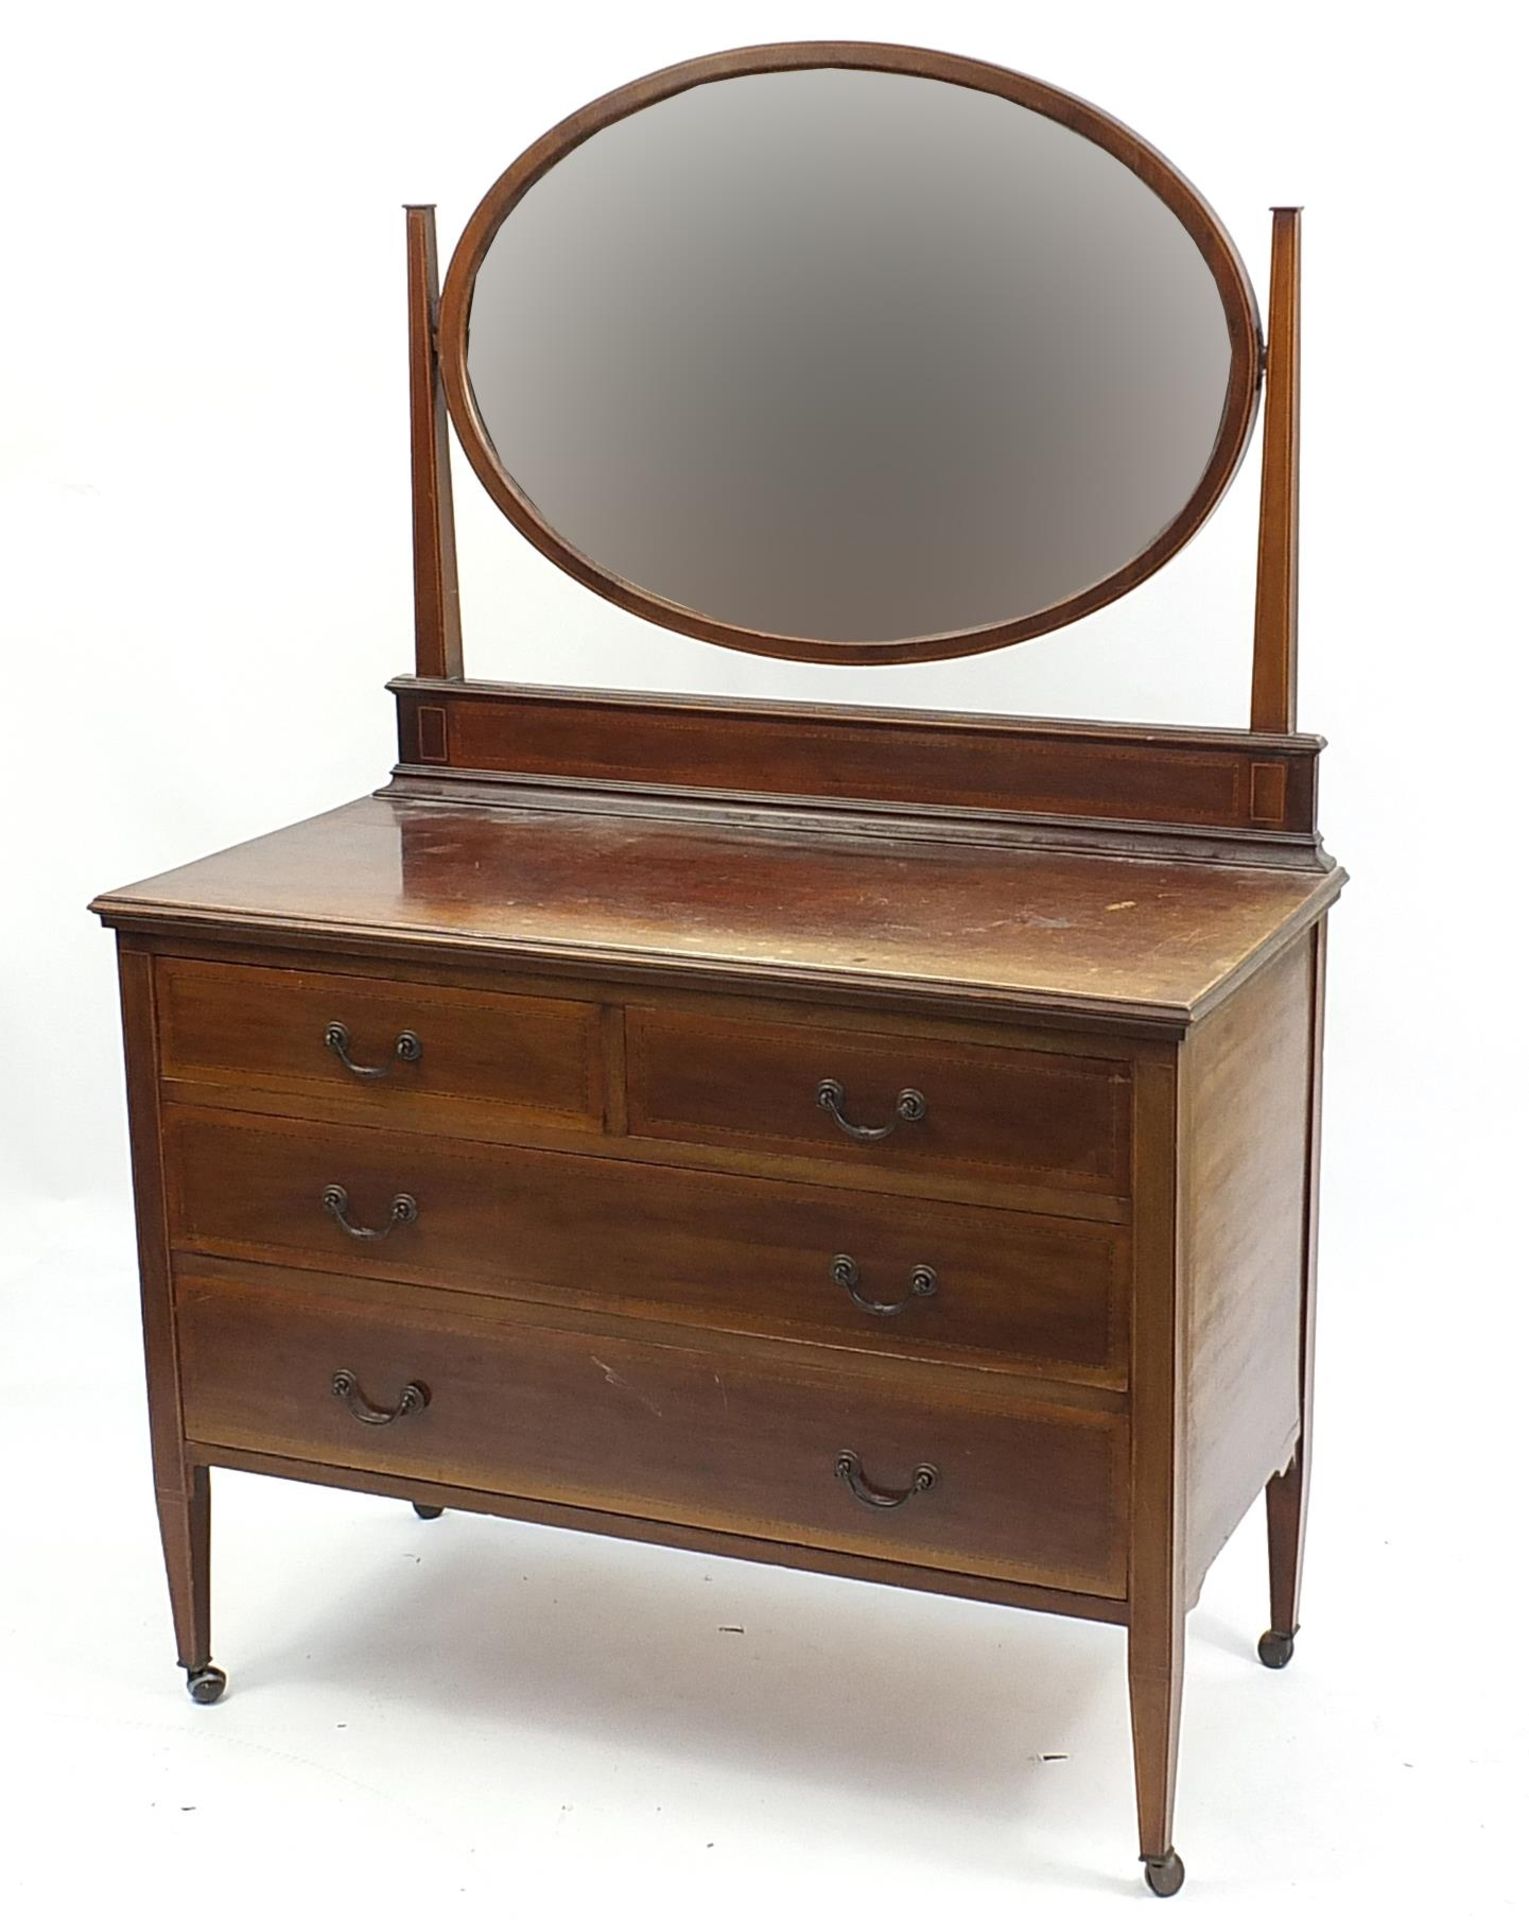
[331,1369,430,1425]
[830,1255,938,1317]
[834,1450,940,1509]
[324,1020,423,1079]
[815,1079,928,1142]
[321,1183,419,1239]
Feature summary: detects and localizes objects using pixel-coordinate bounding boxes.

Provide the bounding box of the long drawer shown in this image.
[156,957,605,1134]
[626,1006,1130,1197]
[164,1107,1128,1386]
[176,1268,1129,1597]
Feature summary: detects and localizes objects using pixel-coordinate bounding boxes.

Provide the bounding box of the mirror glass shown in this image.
[463,67,1244,653]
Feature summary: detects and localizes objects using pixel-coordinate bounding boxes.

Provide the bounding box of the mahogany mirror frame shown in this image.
[433,40,1266,667]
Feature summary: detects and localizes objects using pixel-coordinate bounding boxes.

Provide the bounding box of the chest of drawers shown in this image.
[94,782,1340,1896]
[85,40,1349,1895]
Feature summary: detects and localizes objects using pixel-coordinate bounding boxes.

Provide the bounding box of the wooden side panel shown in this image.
[1181,932,1314,1590]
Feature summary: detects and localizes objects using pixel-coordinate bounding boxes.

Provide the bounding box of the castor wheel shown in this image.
[185,1663,227,1705]
[1143,1850,1185,1897]
[1258,1628,1296,1669]
[412,1503,444,1520]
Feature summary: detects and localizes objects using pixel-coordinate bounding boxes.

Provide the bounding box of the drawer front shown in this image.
[157,958,604,1131]
[177,1270,1128,1596]
[165,1108,1127,1386]
[626,1008,1129,1197]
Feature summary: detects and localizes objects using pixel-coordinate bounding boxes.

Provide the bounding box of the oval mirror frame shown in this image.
[437,42,1264,666]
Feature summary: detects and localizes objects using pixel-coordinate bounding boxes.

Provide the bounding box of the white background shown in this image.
[2,1,1525,1914]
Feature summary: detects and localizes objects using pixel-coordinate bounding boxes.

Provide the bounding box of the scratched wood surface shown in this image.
[94,796,1342,1026]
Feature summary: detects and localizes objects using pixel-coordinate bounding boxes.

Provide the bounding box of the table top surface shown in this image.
[93,794,1344,1028]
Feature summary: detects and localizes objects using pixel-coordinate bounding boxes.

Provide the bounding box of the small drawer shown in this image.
[626,1007,1129,1197]
[164,1108,1128,1387]
[176,1269,1129,1597]
[156,958,604,1133]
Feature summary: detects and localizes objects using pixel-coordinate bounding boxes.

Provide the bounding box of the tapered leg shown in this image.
[1129,1609,1186,1895]
[1127,1058,1188,1895]
[1260,1439,1308,1667]
[156,1464,210,1667]
[156,1463,225,1702]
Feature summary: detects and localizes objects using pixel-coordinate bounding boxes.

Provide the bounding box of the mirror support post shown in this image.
[405,205,464,681]
[1250,208,1301,733]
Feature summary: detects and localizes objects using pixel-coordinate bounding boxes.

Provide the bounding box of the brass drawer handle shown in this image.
[331,1368,430,1426]
[834,1450,940,1509]
[324,1020,422,1079]
[321,1183,419,1240]
[831,1254,938,1317]
[815,1079,928,1142]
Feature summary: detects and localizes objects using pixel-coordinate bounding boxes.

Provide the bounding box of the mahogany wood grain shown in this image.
[1265,913,1328,1640]
[175,1267,1130,1596]
[174,1252,1127,1410]
[391,680,1324,846]
[188,1442,1129,1625]
[162,1081,1129,1224]
[627,1005,1129,1197]
[1126,1055,1187,1870]
[136,930,1158,1058]
[148,945,1147,1219]
[116,944,213,1673]
[91,49,1343,1892]
[1251,208,1301,733]
[162,1106,1129,1386]
[91,796,1346,1032]
[157,956,605,1134]
[405,205,462,681]
[1180,932,1312,1592]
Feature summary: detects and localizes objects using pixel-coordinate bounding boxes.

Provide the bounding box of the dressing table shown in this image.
[92,43,1344,1897]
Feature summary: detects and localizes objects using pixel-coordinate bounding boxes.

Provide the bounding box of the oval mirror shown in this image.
[439,45,1261,665]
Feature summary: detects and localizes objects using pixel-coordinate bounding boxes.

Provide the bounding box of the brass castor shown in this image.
[1143,1850,1185,1898]
[1258,1628,1296,1669]
[412,1503,444,1520]
[185,1663,227,1705]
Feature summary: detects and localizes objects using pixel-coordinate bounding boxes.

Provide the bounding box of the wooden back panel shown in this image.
[388,679,1328,866]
